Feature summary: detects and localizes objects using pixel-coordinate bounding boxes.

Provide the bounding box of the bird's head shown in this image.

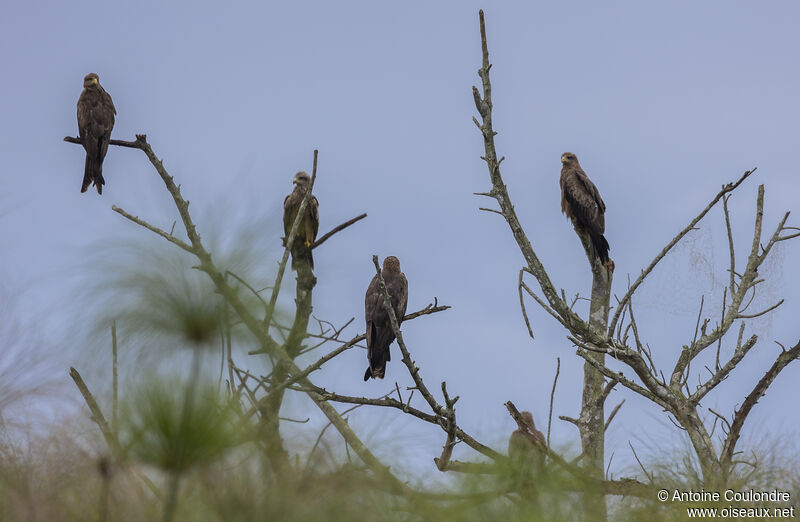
[83,73,100,89]
[520,411,535,429]
[293,171,311,188]
[383,256,401,273]
[561,152,579,167]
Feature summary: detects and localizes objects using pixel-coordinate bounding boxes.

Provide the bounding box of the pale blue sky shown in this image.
[1,1,799,479]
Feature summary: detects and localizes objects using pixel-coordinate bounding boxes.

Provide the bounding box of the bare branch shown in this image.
[521,278,567,328]
[434,382,459,471]
[225,270,268,314]
[609,168,757,337]
[433,460,499,474]
[629,441,654,483]
[671,185,777,388]
[111,321,118,437]
[736,299,783,319]
[283,335,364,386]
[604,400,625,432]
[311,213,367,250]
[691,333,758,404]
[518,269,535,338]
[64,135,141,149]
[112,205,193,253]
[576,350,671,410]
[70,367,119,455]
[721,339,800,471]
[547,357,560,448]
[300,384,441,426]
[723,195,736,293]
[473,10,587,338]
[401,300,452,321]
[708,408,731,435]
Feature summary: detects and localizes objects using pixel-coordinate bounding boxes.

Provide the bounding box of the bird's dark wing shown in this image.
[96,88,116,162]
[564,168,605,235]
[563,168,611,262]
[283,191,298,237]
[77,88,115,194]
[364,275,393,380]
[310,196,319,239]
[303,195,319,246]
[393,272,409,325]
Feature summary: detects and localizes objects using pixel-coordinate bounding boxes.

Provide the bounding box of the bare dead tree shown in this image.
[468,7,800,512]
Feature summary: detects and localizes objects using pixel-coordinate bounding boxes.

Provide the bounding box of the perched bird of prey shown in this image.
[283,171,319,270]
[77,73,116,194]
[508,411,546,494]
[363,256,408,381]
[508,411,546,466]
[560,152,610,265]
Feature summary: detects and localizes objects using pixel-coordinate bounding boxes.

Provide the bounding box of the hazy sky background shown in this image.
[1,1,799,482]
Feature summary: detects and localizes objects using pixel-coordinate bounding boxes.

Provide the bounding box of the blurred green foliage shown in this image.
[119,378,243,472]
[1,415,797,522]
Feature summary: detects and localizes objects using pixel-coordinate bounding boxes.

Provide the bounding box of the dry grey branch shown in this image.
[112,205,193,253]
[604,400,625,432]
[433,382,459,471]
[608,168,756,338]
[311,212,367,250]
[720,339,800,474]
[472,10,594,341]
[518,269,535,338]
[547,357,560,448]
[70,367,119,455]
[64,135,140,149]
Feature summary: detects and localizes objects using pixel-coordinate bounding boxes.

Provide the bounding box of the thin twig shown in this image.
[723,195,737,293]
[628,441,653,483]
[70,367,119,454]
[609,168,757,337]
[721,339,800,470]
[604,400,625,432]
[111,321,118,437]
[64,135,141,149]
[547,357,560,449]
[312,213,367,250]
[112,205,193,253]
[518,269,535,339]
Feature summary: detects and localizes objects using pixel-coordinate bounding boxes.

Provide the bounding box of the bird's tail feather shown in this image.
[81,155,105,194]
[81,156,93,193]
[95,168,105,195]
[364,365,387,380]
[591,231,610,264]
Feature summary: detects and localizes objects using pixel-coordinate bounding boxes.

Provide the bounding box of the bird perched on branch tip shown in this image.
[364,256,408,381]
[560,152,611,267]
[283,171,319,271]
[77,73,116,194]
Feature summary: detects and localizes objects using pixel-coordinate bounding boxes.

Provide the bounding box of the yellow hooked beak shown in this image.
[293,178,299,184]
[92,77,99,85]
[561,156,567,164]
